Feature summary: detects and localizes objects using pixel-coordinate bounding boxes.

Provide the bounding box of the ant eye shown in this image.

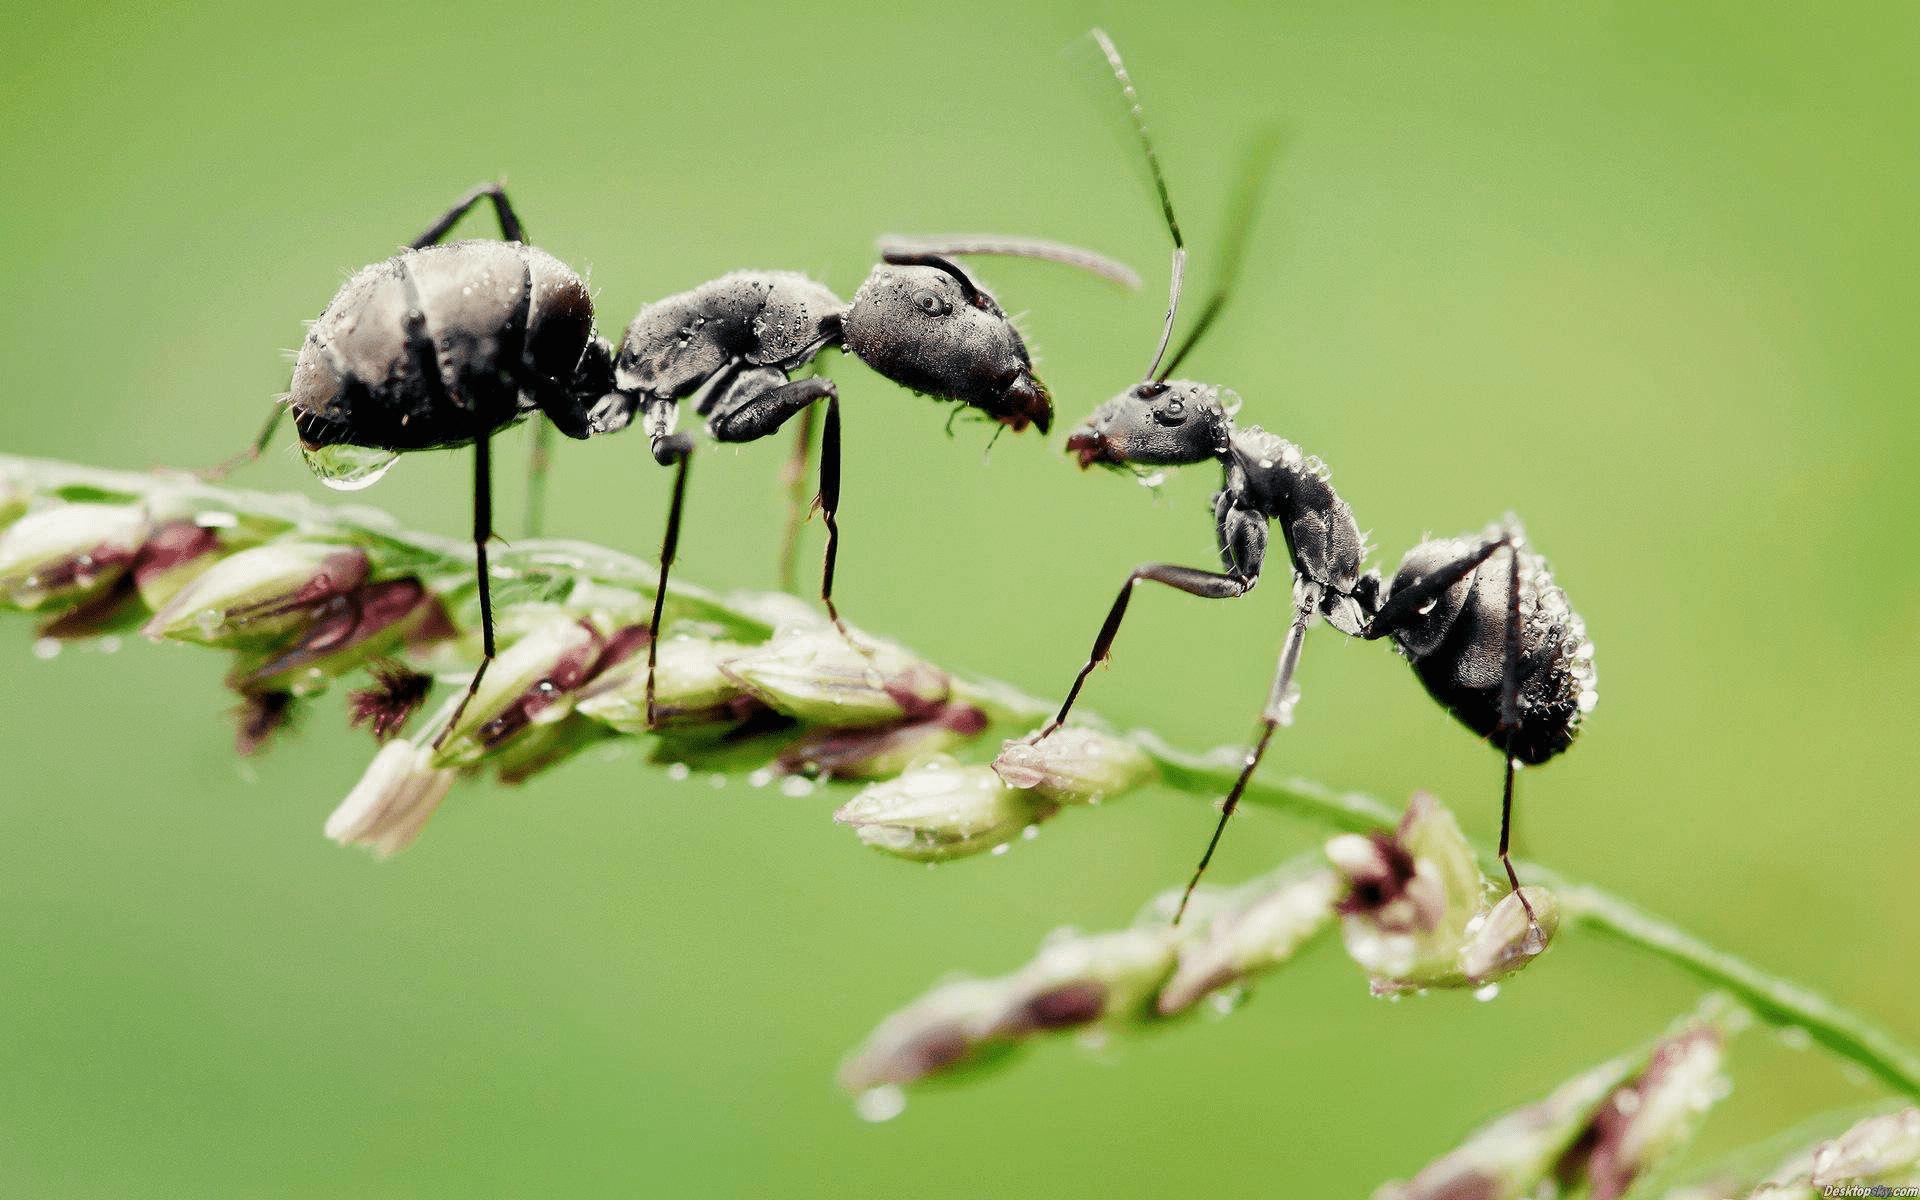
[912,289,951,317]
[1151,398,1188,427]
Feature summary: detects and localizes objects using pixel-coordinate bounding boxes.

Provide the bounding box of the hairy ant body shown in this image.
[1005,31,1597,923]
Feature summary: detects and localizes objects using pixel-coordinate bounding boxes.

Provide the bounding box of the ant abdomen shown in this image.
[1389,539,1597,765]
[289,240,595,454]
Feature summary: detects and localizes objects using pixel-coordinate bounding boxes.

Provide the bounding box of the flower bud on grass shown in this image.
[0,503,149,611]
[143,542,369,646]
[839,927,1178,1092]
[1581,1024,1728,1199]
[429,616,639,768]
[1805,1108,1920,1190]
[721,626,949,726]
[1330,792,1556,994]
[779,702,987,780]
[1156,869,1340,1016]
[0,478,25,529]
[835,758,1058,861]
[324,740,458,858]
[991,725,1156,803]
[489,712,620,785]
[1378,1017,1727,1200]
[574,636,758,733]
[128,521,225,611]
[227,578,448,696]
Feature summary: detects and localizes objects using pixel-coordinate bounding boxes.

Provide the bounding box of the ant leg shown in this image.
[409,182,526,248]
[817,389,850,638]
[775,404,817,593]
[1358,531,1518,642]
[524,417,554,536]
[1036,563,1254,739]
[197,402,287,481]
[643,437,693,728]
[1493,538,1540,925]
[705,374,844,628]
[432,433,498,749]
[1173,589,1315,924]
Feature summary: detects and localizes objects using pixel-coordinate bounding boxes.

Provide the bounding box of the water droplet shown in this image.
[665,762,690,781]
[1206,986,1246,1018]
[1473,983,1501,1002]
[300,443,399,491]
[1776,1025,1812,1051]
[1020,824,1039,841]
[855,1085,905,1123]
[748,768,774,788]
[1137,472,1166,489]
[708,773,727,789]
[32,637,61,661]
[990,843,1011,857]
[779,776,815,798]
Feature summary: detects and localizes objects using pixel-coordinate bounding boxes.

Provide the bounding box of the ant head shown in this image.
[1382,538,1476,659]
[843,261,1051,435]
[1065,380,1229,469]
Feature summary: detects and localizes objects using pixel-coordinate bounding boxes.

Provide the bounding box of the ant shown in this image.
[1002,30,1598,925]
[602,235,1136,725]
[212,183,1135,741]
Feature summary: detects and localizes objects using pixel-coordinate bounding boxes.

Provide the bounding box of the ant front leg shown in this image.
[1033,563,1255,742]
[775,404,817,594]
[707,372,845,633]
[1033,491,1267,741]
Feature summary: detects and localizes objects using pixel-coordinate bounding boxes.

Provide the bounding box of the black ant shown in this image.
[1002,30,1598,924]
[211,183,1135,741]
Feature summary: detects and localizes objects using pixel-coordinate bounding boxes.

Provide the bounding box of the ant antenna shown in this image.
[877,236,1141,291]
[1157,128,1284,381]
[1091,28,1186,382]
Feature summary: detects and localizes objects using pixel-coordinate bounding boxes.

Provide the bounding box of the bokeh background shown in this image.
[4,1,1917,1195]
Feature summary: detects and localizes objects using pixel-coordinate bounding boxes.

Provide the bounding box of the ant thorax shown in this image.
[1226,426,1370,617]
[614,271,844,403]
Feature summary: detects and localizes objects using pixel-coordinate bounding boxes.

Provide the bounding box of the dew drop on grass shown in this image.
[990,842,1011,857]
[32,637,60,660]
[748,768,774,789]
[97,635,121,654]
[780,776,815,798]
[665,762,690,782]
[856,1086,905,1123]
[1473,983,1501,1003]
[1776,1025,1812,1051]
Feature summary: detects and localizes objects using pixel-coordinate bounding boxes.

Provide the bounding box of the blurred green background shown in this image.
[4,0,1917,1195]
